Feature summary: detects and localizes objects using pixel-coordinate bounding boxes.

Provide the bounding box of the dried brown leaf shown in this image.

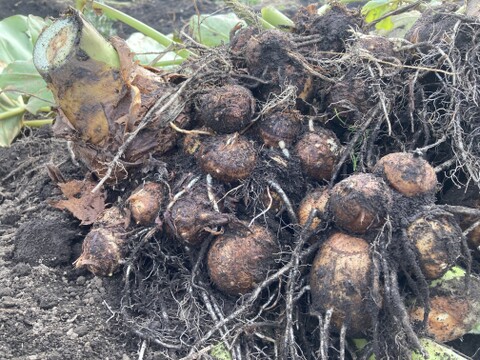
[110,36,136,85]
[49,179,106,225]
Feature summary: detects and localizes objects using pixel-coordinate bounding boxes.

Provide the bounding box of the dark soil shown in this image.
[0,128,138,359]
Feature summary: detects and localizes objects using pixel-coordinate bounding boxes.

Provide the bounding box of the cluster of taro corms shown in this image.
[58,4,480,359]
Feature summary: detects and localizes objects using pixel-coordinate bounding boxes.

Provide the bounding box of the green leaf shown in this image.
[210,342,232,360]
[0,15,52,145]
[0,110,23,147]
[365,4,391,22]
[0,15,50,70]
[375,16,394,30]
[189,13,246,47]
[0,94,24,147]
[0,61,47,94]
[354,337,470,359]
[429,266,466,288]
[0,15,53,114]
[361,0,391,15]
[25,87,55,115]
[362,0,398,23]
[374,10,421,38]
[26,15,51,45]
[413,338,469,360]
[126,32,180,67]
[470,322,480,335]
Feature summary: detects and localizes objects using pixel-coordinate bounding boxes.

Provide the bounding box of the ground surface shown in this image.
[0,128,139,359]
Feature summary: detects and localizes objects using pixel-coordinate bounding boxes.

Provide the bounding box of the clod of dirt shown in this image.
[197,84,256,134]
[13,211,80,267]
[245,30,314,101]
[207,221,278,295]
[293,4,364,56]
[11,263,32,277]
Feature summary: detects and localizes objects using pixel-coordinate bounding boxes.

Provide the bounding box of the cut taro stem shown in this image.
[33,9,123,145]
[83,1,195,59]
[223,0,275,29]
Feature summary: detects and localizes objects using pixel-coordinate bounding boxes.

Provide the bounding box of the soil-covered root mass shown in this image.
[23,3,480,360]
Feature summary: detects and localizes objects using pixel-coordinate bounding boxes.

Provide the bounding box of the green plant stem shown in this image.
[223,0,275,29]
[87,1,195,59]
[37,106,52,113]
[0,106,25,121]
[261,6,294,30]
[23,118,54,127]
[0,92,17,107]
[151,58,186,67]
